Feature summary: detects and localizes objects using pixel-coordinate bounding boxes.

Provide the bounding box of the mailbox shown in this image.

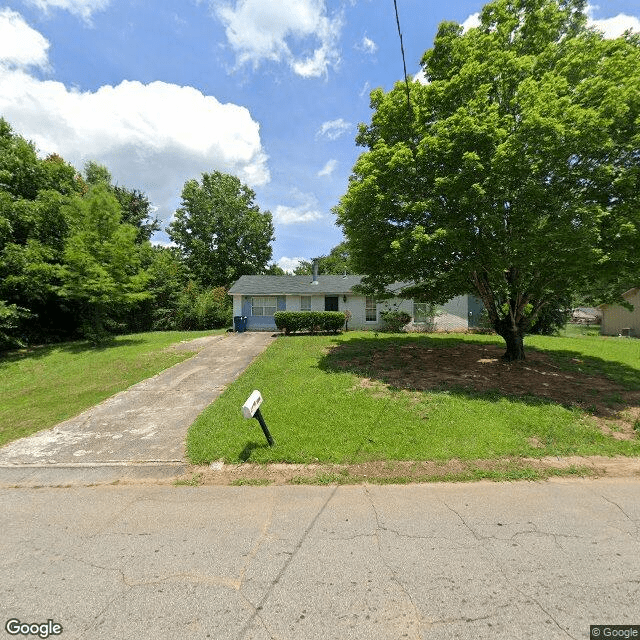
[241,390,274,446]
[242,390,263,419]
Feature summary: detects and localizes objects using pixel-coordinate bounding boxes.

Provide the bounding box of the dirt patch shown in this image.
[330,341,640,440]
[175,456,640,486]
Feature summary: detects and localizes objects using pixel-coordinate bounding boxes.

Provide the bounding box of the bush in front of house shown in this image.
[274,311,346,334]
[380,310,412,332]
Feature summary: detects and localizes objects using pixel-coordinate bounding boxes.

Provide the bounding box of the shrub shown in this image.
[274,311,345,334]
[380,310,411,332]
[176,282,232,330]
[0,301,31,350]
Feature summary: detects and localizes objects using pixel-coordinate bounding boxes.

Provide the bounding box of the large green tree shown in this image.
[168,171,274,288]
[83,161,159,243]
[59,185,149,342]
[336,0,640,360]
[0,120,83,342]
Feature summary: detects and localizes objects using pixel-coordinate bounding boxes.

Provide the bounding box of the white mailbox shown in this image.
[242,390,263,419]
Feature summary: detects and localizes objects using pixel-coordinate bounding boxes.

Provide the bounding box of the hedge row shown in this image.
[273,311,346,334]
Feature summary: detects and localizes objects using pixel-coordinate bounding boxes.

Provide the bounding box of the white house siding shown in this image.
[600,289,640,336]
[231,289,478,332]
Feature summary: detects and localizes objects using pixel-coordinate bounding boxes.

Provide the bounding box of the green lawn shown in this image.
[0,330,223,447]
[187,331,640,465]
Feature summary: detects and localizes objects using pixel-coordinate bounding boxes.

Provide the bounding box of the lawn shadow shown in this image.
[318,333,640,425]
[238,441,270,462]
[0,337,147,366]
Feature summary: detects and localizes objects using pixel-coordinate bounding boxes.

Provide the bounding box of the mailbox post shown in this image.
[241,390,275,447]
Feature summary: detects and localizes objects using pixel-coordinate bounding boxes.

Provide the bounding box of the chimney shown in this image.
[312,259,319,284]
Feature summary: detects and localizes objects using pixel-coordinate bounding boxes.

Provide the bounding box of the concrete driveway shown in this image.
[0,332,275,486]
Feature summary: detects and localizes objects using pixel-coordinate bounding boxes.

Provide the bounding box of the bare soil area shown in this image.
[176,456,640,486]
[329,341,640,441]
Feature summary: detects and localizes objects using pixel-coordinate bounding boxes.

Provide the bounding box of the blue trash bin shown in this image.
[233,316,244,333]
[240,316,248,332]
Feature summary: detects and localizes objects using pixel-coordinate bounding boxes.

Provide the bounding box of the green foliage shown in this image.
[0,300,30,349]
[175,282,232,331]
[83,161,159,243]
[169,171,274,288]
[335,0,640,361]
[142,246,190,330]
[0,121,269,347]
[0,121,84,344]
[59,185,149,343]
[263,262,286,275]
[529,296,571,335]
[293,241,353,275]
[273,311,346,334]
[379,310,412,332]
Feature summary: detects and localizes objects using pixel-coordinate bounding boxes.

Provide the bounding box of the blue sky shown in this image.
[1,0,639,271]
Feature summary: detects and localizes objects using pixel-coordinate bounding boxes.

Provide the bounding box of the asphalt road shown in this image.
[1,477,638,640]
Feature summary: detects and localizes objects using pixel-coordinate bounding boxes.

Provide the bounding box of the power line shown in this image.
[393,0,413,121]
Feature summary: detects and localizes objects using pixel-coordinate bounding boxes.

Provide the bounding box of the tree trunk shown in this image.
[498,325,526,362]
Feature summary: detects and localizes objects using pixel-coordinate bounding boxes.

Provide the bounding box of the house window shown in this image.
[251,296,277,317]
[325,296,339,311]
[365,297,377,322]
[300,295,311,311]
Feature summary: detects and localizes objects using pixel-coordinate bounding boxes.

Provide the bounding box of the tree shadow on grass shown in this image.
[0,337,147,366]
[318,334,640,424]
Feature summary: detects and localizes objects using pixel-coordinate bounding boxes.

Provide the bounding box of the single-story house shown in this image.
[228,273,483,332]
[598,287,640,337]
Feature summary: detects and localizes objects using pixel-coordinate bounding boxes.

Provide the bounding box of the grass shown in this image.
[186,331,640,465]
[0,330,223,447]
[528,329,640,389]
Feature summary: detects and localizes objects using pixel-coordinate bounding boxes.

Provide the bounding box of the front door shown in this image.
[325,296,339,311]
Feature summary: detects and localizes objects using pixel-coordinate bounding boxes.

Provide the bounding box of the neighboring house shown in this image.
[598,287,640,337]
[228,273,483,332]
[571,307,602,324]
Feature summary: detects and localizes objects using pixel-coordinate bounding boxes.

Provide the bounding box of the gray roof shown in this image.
[229,275,363,295]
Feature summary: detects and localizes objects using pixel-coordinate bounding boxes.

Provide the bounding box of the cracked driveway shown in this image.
[0,332,275,485]
[1,478,638,639]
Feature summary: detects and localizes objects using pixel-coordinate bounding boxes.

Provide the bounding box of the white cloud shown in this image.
[414,68,428,85]
[356,35,377,55]
[461,12,480,33]
[317,118,351,140]
[0,16,270,228]
[277,256,305,272]
[0,8,50,70]
[587,6,640,38]
[317,158,337,177]
[24,0,111,22]
[461,6,640,40]
[273,190,323,224]
[273,204,323,224]
[214,0,342,77]
[359,81,371,98]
